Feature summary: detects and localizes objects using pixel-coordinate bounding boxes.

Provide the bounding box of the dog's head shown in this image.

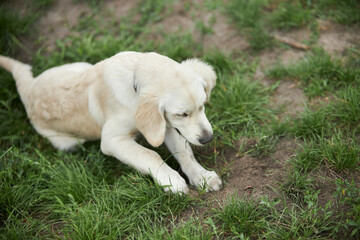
[135,56,216,147]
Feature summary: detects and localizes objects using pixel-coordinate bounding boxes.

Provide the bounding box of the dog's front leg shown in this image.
[101,121,189,194]
[165,127,222,192]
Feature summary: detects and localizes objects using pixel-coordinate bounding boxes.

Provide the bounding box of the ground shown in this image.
[1,0,360,239]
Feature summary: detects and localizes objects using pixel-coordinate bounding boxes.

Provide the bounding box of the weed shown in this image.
[320,132,360,170]
[293,132,360,172]
[335,179,360,238]
[136,217,214,239]
[215,194,273,238]
[2,214,52,240]
[292,106,330,139]
[251,135,279,158]
[266,191,338,239]
[281,169,315,204]
[292,139,323,173]
[330,86,360,128]
[345,47,360,69]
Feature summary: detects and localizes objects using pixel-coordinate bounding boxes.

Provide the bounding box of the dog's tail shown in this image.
[0,55,34,103]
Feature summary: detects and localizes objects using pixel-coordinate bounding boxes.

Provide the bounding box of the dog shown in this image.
[0,52,222,194]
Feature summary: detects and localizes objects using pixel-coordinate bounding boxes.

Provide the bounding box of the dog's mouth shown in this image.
[175,128,183,136]
[175,128,200,146]
[175,128,190,143]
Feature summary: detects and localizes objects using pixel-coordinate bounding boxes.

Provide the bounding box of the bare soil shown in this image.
[7,0,360,221]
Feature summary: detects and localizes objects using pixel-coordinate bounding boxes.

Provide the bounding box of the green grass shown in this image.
[225,0,266,29]
[267,48,360,98]
[214,193,339,239]
[315,0,360,25]
[136,217,215,239]
[319,132,359,170]
[56,175,192,239]
[269,0,313,30]
[335,179,360,238]
[289,85,360,141]
[249,135,279,158]
[267,194,338,239]
[214,194,272,238]
[224,0,360,50]
[74,0,102,8]
[283,85,360,213]
[206,56,276,144]
[281,169,315,204]
[0,7,34,56]
[0,1,220,238]
[224,0,274,50]
[224,0,312,50]
[0,0,55,56]
[0,146,193,238]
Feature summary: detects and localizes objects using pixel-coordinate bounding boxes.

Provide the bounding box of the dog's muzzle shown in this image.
[198,133,213,145]
[175,128,213,145]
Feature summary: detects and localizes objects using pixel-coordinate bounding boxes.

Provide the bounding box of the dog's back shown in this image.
[0,55,102,149]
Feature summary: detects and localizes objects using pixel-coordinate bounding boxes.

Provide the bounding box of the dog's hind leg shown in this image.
[34,127,85,151]
[49,135,85,151]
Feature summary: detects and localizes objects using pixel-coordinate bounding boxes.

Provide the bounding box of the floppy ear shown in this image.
[181,58,217,101]
[135,94,166,147]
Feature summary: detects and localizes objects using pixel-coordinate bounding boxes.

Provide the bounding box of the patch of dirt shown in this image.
[202,13,250,52]
[8,0,138,60]
[237,138,295,196]
[151,2,249,52]
[180,138,299,221]
[36,0,91,52]
[271,80,306,118]
[318,20,360,56]
[103,0,137,19]
[254,46,307,119]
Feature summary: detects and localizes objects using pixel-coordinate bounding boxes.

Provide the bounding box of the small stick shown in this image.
[273,35,310,51]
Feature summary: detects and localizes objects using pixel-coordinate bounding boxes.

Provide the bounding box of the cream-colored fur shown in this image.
[0,52,222,194]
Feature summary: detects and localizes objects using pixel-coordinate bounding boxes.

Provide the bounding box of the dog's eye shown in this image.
[176,112,189,117]
[199,106,203,111]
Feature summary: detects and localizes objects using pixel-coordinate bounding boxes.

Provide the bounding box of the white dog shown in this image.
[0,52,222,194]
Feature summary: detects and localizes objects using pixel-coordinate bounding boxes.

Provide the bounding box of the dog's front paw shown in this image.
[156,171,189,195]
[190,170,222,192]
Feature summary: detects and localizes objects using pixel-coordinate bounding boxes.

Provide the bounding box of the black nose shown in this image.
[199,133,213,145]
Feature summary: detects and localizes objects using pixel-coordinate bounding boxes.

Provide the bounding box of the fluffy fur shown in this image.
[0,52,222,194]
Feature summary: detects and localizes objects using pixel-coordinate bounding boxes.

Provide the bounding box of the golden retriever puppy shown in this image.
[0,52,222,194]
